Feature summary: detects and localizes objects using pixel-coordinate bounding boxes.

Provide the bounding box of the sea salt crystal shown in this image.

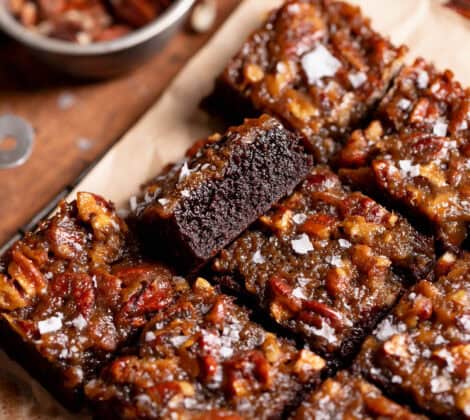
[291,234,314,254]
[375,318,397,341]
[435,335,446,345]
[422,348,432,358]
[301,45,341,84]
[292,213,307,224]
[297,276,310,287]
[458,119,468,131]
[348,71,367,88]
[309,320,338,344]
[252,250,265,264]
[158,198,169,206]
[145,331,156,342]
[338,238,351,248]
[416,70,429,89]
[397,98,411,110]
[220,346,234,358]
[326,255,343,267]
[170,336,188,347]
[135,394,152,407]
[391,375,402,384]
[202,331,221,347]
[71,314,87,330]
[370,367,381,376]
[461,314,470,332]
[430,376,451,393]
[179,161,191,182]
[38,315,63,334]
[433,119,448,137]
[399,159,420,177]
[181,189,190,198]
[292,287,307,300]
[184,398,198,409]
[129,196,138,212]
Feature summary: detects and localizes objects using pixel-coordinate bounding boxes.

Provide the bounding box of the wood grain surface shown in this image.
[0,0,240,248]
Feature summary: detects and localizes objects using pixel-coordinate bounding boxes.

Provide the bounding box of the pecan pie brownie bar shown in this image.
[206,0,407,162]
[135,115,313,272]
[338,60,470,250]
[291,371,427,419]
[0,193,177,409]
[85,277,325,419]
[356,252,470,419]
[211,167,434,361]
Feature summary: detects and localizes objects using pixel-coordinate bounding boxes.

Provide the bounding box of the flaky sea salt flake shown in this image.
[291,234,314,254]
[38,315,63,334]
[301,45,341,84]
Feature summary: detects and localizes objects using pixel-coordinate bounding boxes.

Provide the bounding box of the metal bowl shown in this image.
[0,0,195,78]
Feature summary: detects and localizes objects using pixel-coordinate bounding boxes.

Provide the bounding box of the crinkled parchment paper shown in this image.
[1,0,469,417]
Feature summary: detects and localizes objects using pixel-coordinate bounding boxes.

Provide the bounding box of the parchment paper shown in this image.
[1,0,469,418]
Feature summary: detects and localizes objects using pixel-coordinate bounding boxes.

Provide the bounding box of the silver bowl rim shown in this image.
[0,0,195,55]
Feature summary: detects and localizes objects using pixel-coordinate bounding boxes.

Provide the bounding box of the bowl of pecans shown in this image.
[0,0,195,78]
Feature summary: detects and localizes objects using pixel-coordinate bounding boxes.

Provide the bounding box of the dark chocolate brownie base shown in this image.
[136,115,313,273]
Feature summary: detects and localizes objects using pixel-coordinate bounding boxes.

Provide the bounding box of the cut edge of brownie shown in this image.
[139,116,313,273]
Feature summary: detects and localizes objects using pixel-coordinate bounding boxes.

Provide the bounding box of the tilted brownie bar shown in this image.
[291,371,427,420]
[206,0,407,162]
[0,193,177,409]
[85,277,325,419]
[211,167,434,361]
[356,252,470,419]
[135,115,313,273]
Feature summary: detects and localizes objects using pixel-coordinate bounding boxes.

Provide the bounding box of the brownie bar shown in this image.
[291,371,427,419]
[0,193,177,409]
[211,167,434,361]
[338,60,470,251]
[85,277,325,419]
[135,115,313,273]
[205,0,407,162]
[355,252,470,419]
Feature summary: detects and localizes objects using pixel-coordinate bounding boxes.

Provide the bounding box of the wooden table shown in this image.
[0,0,239,249]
